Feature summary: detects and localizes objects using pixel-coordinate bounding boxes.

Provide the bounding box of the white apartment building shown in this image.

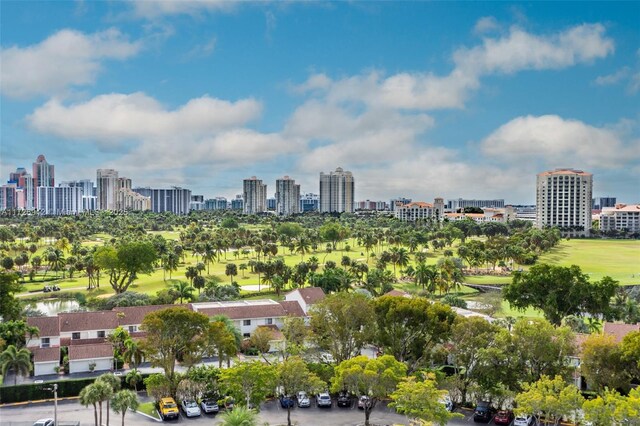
[96,169,119,211]
[536,168,593,237]
[275,176,301,216]
[319,167,355,213]
[600,204,640,233]
[37,186,84,215]
[243,176,267,214]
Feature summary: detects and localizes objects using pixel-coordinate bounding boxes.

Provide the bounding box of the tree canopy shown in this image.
[94,241,158,294]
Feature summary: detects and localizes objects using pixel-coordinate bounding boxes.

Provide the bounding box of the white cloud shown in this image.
[474,16,500,35]
[295,23,614,111]
[481,115,639,169]
[595,67,631,86]
[129,0,235,19]
[628,72,640,94]
[28,93,262,142]
[0,28,141,99]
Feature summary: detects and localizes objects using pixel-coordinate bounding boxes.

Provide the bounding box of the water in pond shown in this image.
[31,299,82,315]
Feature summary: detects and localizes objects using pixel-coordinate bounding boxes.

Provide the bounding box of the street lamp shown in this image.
[44,384,58,426]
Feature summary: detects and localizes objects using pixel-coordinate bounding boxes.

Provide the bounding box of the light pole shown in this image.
[45,384,58,425]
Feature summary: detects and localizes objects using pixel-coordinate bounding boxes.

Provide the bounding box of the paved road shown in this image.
[0,397,483,426]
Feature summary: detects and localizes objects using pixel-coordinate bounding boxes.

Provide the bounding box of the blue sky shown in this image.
[1,1,639,204]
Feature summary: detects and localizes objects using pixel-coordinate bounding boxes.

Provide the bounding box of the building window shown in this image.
[97,331,106,338]
[266,318,273,325]
[243,320,251,326]
[72,332,80,340]
[243,333,251,338]
[41,337,50,348]
[128,325,137,333]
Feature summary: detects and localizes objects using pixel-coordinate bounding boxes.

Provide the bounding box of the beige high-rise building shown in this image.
[96,169,118,211]
[116,177,151,211]
[536,168,593,237]
[319,167,354,213]
[243,176,267,214]
[276,176,300,216]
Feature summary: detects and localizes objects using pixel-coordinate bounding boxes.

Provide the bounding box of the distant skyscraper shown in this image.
[8,167,34,210]
[319,167,354,213]
[300,193,319,212]
[96,169,119,210]
[133,187,190,214]
[592,196,617,210]
[37,186,84,215]
[446,198,505,210]
[536,168,593,236]
[60,179,96,211]
[275,176,301,216]
[32,155,54,208]
[243,177,267,214]
[231,195,244,210]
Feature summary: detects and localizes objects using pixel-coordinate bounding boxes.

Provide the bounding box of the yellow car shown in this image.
[159,397,179,420]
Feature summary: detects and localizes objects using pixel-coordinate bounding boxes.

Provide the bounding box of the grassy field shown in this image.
[536,239,640,285]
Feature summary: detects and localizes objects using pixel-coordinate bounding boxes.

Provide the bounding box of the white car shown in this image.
[439,394,454,412]
[33,420,54,426]
[514,415,534,426]
[320,353,335,364]
[200,398,219,414]
[297,391,310,408]
[181,400,202,417]
[316,392,332,407]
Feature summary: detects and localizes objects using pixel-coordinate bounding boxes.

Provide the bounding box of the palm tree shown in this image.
[295,237,311,260]
[80,381,113,426]
[111,389,139,426]
[123,338,144,371]
[97,373,121,426]
[211,315,242,367]
[0,345,31,385]
[239,263,248,278]
[171,281,195,304]
[79,383,101,426]
[185,266,198,286]
[218,406,258,426]
[225,263,238,285]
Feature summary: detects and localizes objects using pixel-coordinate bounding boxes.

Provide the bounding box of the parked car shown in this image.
[320,353,335,364]
[473,401,497,423]
[33,419,54,426]
[181,400,201,417]
[200,398,219,414]
[297,391,310,408]
[494,410,515,425]
[337,390,352,407]
[223,396,235,410]
[514,415,534,426]
[158,397,179,420]
[357,395,371,410]
[280,395,295,409]
[439,394,454,412]
[316,392,332,408]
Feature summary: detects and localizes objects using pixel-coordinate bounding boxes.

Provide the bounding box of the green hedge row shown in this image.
[0,373,152,404]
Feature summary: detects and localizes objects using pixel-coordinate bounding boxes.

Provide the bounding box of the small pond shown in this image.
[31,299,82,315]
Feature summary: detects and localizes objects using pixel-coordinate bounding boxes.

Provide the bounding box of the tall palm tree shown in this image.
[123,338,144,370]
[225,263,238,285]
[79,383,101,426]
[218,406,258,426]
[171,281,195,304]
[111,389,139,426]
[0,345,31,385]
[295,237,311,260]
[97,373,121,426]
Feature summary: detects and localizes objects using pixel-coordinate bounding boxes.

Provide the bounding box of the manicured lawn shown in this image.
[536,239,640,285]
[137,401,160,419]
[464,275,512,285]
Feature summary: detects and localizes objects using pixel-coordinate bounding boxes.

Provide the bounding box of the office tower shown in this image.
[96,169,119,210]
[32,155,54,208]
[536,168,593,236]
[37,186,84,215]
[132,187,191,214]
[275,176,301,216]
[592,196,617,210]
[319,167,355,213]
[299,193,319,212]
[243,177,267,214]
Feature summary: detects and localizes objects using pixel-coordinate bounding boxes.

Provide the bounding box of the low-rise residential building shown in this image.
[284,287,326,315]
[600,203,640,234]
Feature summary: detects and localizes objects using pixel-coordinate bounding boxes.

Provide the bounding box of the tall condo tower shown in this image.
[32,155,54,208]
[96,169,119,211]
[536,168,593,237]
[243,176,267,214]
[319,167,354,213]
[275,176,301,216]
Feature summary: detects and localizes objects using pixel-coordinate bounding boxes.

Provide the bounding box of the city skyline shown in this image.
[1,2,639,203]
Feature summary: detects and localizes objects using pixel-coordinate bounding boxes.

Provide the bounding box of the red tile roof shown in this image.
[28,316,60,337]
[197,303,288,320]
[603,322,640,344]
[59,311,118,333]
[68,343,113,360]
[114,304,184,326]
[278,301,306,317]
[33,346,60,363]
[292,287,325,305]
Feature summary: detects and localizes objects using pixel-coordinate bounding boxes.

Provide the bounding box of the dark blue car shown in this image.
[280,395,295,409]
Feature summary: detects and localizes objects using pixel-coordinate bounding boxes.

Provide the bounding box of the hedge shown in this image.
[0,373,153,404]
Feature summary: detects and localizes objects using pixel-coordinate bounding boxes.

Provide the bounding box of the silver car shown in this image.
[297,391,310,408]
[200,398,219,414]
[181,400,202,417]
[316,392,332,408]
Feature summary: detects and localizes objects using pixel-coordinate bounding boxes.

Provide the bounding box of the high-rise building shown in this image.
[243,177,267,214]
[446,198,505,211]
[116,177,151,211]
[96,169,119,211]
[60,179,96,211]
[600,204,640,234]
[8,167,34,210]
[190,195,205,211]
[536,168,593,237]
[319,167,354,213]
[37,186,84,215]
[300,193,319,212]
[275,176,301,216]
[32,155,54,208]
[592,196,617,210]
[231,195,244,210]
[205,197,228,210]
[0,184,17,210]
[133,187,191,215]
[390,197,411,211]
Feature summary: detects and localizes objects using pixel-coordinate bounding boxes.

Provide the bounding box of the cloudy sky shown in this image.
[1,1,639,204]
